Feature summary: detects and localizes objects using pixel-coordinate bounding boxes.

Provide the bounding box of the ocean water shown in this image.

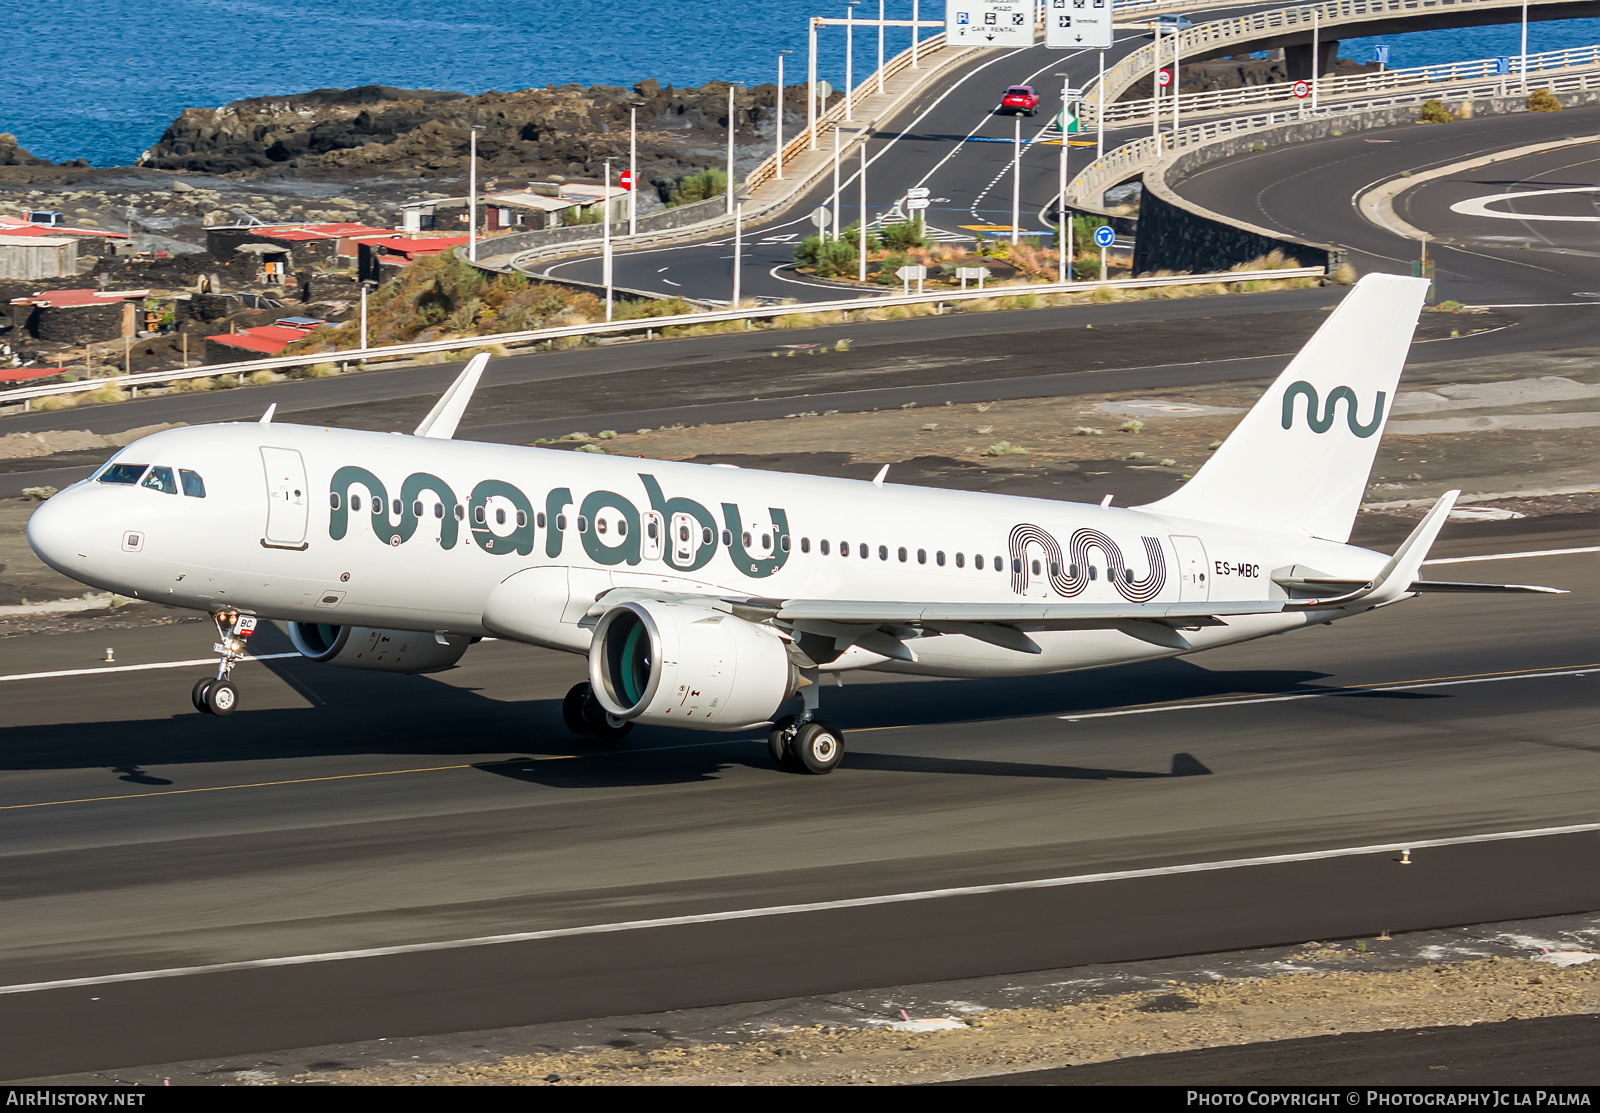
[4,0,1597,167]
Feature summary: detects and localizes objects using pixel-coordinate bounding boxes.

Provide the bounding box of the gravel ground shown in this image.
[323,952,1598,1086]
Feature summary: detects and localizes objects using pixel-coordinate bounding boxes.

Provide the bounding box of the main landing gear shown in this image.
[562,682,633,741]
[767,672,844,775]
[193,610,256,717]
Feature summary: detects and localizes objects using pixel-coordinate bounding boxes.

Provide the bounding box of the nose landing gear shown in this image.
[193,611,255,716]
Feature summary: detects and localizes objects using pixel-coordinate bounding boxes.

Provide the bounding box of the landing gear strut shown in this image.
[562,681,633,741]
[193,610,255,716]
[767,670,844,775]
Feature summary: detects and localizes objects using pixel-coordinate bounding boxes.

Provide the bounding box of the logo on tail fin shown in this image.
[1281,381,1386,438]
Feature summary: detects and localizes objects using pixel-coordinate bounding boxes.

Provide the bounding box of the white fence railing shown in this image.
[1103,43,1600,126]
[1083,0,1583,122]
[0,267,1323,409]
[1069,67,1600,208]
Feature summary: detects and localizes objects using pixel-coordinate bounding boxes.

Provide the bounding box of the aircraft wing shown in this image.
[771,600,1288,623]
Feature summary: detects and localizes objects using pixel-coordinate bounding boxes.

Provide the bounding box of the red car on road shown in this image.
[999,85,1039,116]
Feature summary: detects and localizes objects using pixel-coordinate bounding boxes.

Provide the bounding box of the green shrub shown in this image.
[669,167,728,206]
[878,219,925,251]
[1419,100,1454,124]
[1527,88,1562,112]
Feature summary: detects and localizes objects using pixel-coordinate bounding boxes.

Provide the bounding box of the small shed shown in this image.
[8,287,147,343]
[0,236,78,280]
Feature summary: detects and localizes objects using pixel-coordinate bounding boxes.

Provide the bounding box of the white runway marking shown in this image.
[1057,666,1590,722]
[2,820,1594,996]
[0,654,298,684]
[1423,546,1599,565]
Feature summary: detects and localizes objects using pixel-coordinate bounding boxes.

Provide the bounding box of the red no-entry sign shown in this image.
[619,169,636,190]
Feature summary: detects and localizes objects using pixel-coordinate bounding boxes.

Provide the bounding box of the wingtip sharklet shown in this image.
[414,352,490,440]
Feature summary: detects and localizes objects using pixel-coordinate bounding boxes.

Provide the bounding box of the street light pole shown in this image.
[359,281,371,349]
[877,0,885,94]
[831,125,842,240]
[1520,0,1529,91]
[777,50,792,179]
[1172,29,1181,137]
[726,84,736,216]
[808,17,819,150]
[1058,75,1070,284]
[628,103,639,236]
[858,137,867,282]
[846,1,859,121]
[1096,50,1105,162]
[467,126,480,261]
[912,0,920,68]
[1151,23,1162,145]
[1312,10,1320,112]
[732,201,743,308]
[1011,113,1021,246]
[603,158,614,322]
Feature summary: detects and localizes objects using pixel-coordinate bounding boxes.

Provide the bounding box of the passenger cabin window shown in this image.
[936,551,945,566]
[141,466,178,495]
[993,556,1002,572]
[741,531,751,547]
[955,552,964,568]
[412,500,424,517]
[557,515,568,530]
[329,493,341,510]
[537,512,547,528]
[701,527,713,545]
[474,506,486,524]
[578,516,589,533]
[454,505,465,520]
[896,547,906,562]
[517,510,528,528]
[799,537,808,553]
[722,530,732,546]
[391,499,402,516]
[781,536,792,552]
[434,503,445,519]
[98,463,148,485]
[179,469,206,498]
[351,494,362,512]
[647,519,659,540]
[974,554,984,570]
[819,540,829,555]
[918,549,927,565]
[859,543,868,559]
[1088,566,1097,580]
[495,508,506,525]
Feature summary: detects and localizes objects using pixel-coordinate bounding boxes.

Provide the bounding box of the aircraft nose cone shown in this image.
[26,490,90,578]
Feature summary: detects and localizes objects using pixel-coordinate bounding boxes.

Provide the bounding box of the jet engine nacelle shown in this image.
[287,622,471,673]
[589,600,799,730]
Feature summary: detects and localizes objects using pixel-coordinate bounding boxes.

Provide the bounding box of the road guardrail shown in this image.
[0,267,1324,410]
[1102,43,1600,127]
[1068,66,1600,209]
[1081,0,1587,124]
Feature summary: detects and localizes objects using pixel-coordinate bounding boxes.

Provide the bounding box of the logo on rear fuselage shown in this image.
[1281,381,1386,438]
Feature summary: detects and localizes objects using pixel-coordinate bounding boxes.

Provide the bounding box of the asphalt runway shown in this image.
[0,537,1592,1078]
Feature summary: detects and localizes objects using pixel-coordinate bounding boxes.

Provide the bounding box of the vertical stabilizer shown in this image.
[1141,274,1430,542]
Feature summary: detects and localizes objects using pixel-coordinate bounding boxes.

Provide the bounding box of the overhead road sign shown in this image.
[1045,0,1111,50]
[947,0,1036,48]
[1093,225,1116,247]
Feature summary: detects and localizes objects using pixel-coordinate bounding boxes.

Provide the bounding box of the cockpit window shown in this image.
[179,469,206,498]
[98,463,149,485]
[140,466,178,495]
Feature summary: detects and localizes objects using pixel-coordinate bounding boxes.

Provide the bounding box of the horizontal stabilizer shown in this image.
[1285,490,1459,609]
[414,352,489,440]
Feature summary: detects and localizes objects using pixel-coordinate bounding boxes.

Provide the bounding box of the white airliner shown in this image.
[27,274,1560,773]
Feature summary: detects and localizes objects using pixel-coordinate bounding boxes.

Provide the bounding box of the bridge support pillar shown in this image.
[1284,39,1340,82]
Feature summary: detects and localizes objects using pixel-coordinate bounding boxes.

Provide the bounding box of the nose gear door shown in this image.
[261,446,309,549]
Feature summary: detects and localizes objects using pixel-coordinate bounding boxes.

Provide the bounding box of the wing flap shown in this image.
[773,599,1287,623]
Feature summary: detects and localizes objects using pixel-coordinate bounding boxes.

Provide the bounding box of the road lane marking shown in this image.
[0,653,299,684]
[1057,664,1593,722]
[1424,546,1598,565]
[0,764,477,812]
[3,820,1596,996]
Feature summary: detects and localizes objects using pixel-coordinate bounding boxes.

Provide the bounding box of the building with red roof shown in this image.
[205,317,329,364]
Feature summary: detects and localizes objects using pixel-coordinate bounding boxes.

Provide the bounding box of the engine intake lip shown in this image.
[590,602,663,719]
[287,621,350,662]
